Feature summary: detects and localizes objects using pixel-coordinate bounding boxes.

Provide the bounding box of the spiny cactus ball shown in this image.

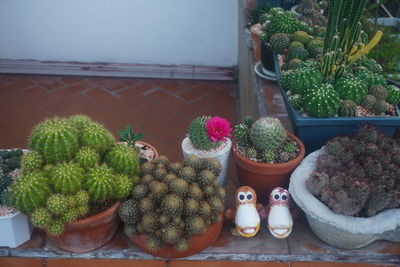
[20,151,43,173]
[250,117,287,151]
[105,144,139,176]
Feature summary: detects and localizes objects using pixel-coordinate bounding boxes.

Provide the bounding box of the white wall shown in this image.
[0,0,238,67]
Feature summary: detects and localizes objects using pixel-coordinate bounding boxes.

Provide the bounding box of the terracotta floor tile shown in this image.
[59,76,85,85]
[44,94,93,114]
[119,78,143,88]
[170,261,288,267]
[178,83,219,102]
[117,83,157,99]
[147,89,186,108]
[91,77,127,92]
[0,257,43,267]
[0,79,35,94]
[30,76,64,91]
[23,86,60,106]
[45,259,166,267]
[155,79,186,93]
[86,88,121,107]
[53,80,93,97]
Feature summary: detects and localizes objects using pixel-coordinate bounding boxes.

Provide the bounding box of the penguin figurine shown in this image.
[234,186,260,237]
[267,187,293,239]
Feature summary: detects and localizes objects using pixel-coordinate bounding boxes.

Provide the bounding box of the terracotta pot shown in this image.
[48,202,121,253]
[117,140,159,161]
[232,132,305,202]
[250,23,262,62]
[130,216,224,258]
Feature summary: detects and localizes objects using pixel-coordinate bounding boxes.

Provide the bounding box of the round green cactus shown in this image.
[81,122,115,154]
[291,31,311,44]
[249,117,287,152]
[10,171,51,214]
[30,207,52,229]
[338,100,357,117]
[372,100,388,115]
[279,67,323,95]
[47,194,67,215]
[29,117,79,164]
[305,38,324,57]
[105,144,139,176]
[114,174,134,199]
[74,190,90,206]
[84,164,115,201]
[49,162,84,195]
[334,76,368,105]
[47,219,65,236]
[386,84,400,105]
[288,47,309,61]
[288,41,304,52]
[368,85,388,101]
[269,33,290,54]
[20,151,43,173]
[303,84,340,118]
[75,147,100,169]
[362,95,377,109]
[68,114,94,131]
[188,116,218,151]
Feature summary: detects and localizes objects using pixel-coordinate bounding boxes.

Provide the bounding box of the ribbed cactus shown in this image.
[249,117,287,152]
[233,123,251,147]
[75,147,100,169]
[361,95,377,109]
[279,67,323,95]
[47,193,67,215]
[105,144,139,176]
[29,117,79,164]
[269,33,290,54]
[114,174,134,199]
[10,171,51,214]
[30,207,52,229]
[334,76,368,104]
[68,114,93,132]
[20,151,43,173]
[188,116,218,151]
[368,85,388,101]
[291,31,311,44]
[81,122,115,154]
[338,100,357,117]
[49,162,84,195]
[288,47,309,61]
[84,164,115,201]
[386,85,400,105]
[303,84,340,117]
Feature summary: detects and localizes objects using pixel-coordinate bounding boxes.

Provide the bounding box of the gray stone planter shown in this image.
[289,148,400,249]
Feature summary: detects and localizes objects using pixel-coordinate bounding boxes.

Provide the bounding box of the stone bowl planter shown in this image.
[130,216,224,258]
[48,201,121,252]
[182,137,231,186]
[289,148,400,249]
[0,211,32,248]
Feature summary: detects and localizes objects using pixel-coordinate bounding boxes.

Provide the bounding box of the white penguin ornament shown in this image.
[267,187,293,239]
[234,186,260,237]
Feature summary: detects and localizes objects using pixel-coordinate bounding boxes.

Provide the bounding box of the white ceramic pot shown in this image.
[289,148,400,249]
[181,137,232,186]
[0,211,32,248]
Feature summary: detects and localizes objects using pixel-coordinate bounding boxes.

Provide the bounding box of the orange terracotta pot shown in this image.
[232,132,305,202]
[250,23,262,62]
[130,216,224,258]
[48,202,121,253]
[118,140,159,161]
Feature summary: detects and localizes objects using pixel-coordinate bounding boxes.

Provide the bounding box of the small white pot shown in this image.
[181,137,232,186]
[0,211,32,248]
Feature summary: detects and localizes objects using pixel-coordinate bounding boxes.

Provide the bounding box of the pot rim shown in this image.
[289,148,400,234]
[0,210,21,219]
[232,132,305,169]
[66,201,121,227]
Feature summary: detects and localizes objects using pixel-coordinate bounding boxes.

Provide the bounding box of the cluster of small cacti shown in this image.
[0,149,24,206]
[9,115,140,235]
[119,154,225,252]
[306,125,400,217]
[233,117,299,164]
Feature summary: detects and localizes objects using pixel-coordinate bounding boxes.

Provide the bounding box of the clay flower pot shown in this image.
[130,216,224,258]
[118,140,159,162]
[136,140,159,162]
[48,201,121,252]
[232,132,305,202]
[250,23,262,62]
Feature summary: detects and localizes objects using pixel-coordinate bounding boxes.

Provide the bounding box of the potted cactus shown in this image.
[181,116,232,185]
[119,154,225,258]
[271,0,400,153]
[232,116,305,202]
[289,125,400,249]
[9,114,140,252]
[0,149,32,248]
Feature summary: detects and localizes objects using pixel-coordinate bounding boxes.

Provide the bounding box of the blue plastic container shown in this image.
[273,54,400,154]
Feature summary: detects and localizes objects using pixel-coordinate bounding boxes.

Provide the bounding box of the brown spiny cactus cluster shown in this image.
[307,125,400,217]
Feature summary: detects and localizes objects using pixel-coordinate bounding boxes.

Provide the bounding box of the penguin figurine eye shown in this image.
[238,192,246,202]
[274,194,280,200]
[281,193,288,201]
[246,192,253,200]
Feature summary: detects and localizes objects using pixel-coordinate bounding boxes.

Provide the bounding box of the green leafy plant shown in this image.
[119,125,143,148]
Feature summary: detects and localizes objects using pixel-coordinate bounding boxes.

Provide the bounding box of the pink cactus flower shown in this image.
[205,116,232,142]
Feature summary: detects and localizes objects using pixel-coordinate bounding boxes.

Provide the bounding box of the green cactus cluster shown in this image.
[187,116,218,151]
[119,154,225,252]
[269,33,290,54]
[9,114,139,236]
[302,84,341,118]
[0,149,23,174]
[307,125,400,217]
[288,47,309,61]
[260,8,300,42]
[291,31,311,44]
[386,84,400,105]
[334,76,368,105]
[279,67,323,95]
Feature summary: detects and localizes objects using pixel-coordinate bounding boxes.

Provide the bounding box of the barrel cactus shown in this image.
[20,151,43,172]
[75,147,100,169]
[50,162,84,195]
[279,67,323,95]
[338,100,357,117]
[29,117,79,164]
[269,33,290,54]
[84,164,115,201]
[105,144,139,176]
[81,122,115,154]
[291,31,311,44]
[187,116,218,151]
[288,47,309,61]
[249,117,287,152]
[334,76,368,105]
[303,84,340,118]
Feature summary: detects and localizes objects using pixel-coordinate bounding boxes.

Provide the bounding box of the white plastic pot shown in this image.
[289,148,400,249]
[0,211,32,248]
[181,137,232,186]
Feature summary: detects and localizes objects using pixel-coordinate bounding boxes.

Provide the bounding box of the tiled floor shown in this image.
[0,74,238,162]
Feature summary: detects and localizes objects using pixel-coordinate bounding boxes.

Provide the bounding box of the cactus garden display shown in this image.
[306,125,400,217]
[233,116,300,164]
[119,154,225,253]
[9,115,140,236]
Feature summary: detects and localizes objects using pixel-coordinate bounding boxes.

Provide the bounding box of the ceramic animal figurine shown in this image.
[234,186,260,237]
[267,187,293,239]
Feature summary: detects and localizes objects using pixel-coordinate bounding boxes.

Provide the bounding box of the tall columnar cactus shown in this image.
[188,116,218,151]
[29,117,79,164]
[105,144,139,176]
[10,171,51,214]
[84,164,115,201]
[334,76,368,104]
[302,84,341,118]
[20,151,43,173]
[249,117,287,151]
[49,162,84,195]
[81,122,115,154]
[75,147,100,169]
